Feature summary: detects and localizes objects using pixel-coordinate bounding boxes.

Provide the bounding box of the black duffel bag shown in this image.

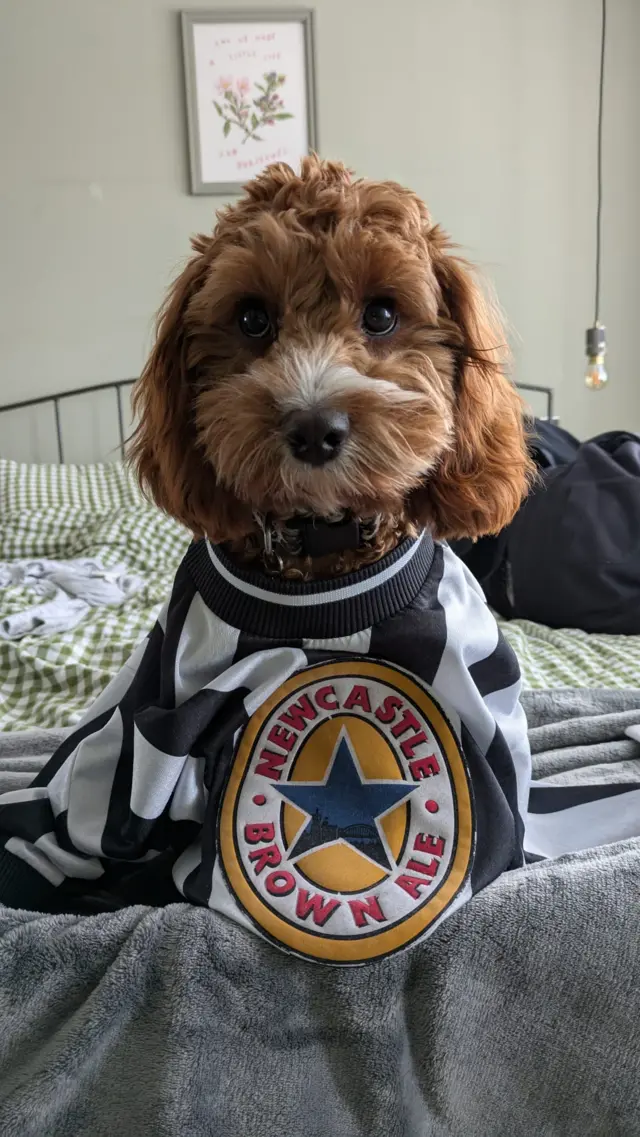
[453,422,640,635]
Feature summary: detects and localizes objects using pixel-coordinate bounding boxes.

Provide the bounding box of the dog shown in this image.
[0,159,541,965]
[130,155,532,578]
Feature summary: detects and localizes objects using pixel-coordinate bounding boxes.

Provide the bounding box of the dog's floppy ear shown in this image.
[409,232,533,540]
[129,236,214,531]
[129,236,249,538]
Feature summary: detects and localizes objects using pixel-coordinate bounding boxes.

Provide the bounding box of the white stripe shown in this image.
[48,752,75,818]
[34,832,104,880]
[169,754,207,824]
[524,787,640,859]
[432,548,503,755]
[130,725,188,821]
[195,644,308,723]
[442,547,499,668]
[455,554,489,603]
[206,537,422,607]
[204,645,306,694]
[0,786,51,806]
[172,839,203,895]
[303,628,372,654]
[174,592,241,705]
[75,635,148,731]
[434,549,532,832]
[66,707,124,857]
[5,836,65,887]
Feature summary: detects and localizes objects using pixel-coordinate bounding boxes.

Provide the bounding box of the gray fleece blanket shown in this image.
[1,689,639,1137]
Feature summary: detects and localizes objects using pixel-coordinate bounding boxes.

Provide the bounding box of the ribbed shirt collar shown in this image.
[185,533,435,639]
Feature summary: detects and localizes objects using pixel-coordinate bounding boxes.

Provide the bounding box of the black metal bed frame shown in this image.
[0,380,555,465]
[517,384,555,422]
[0,380,136,463]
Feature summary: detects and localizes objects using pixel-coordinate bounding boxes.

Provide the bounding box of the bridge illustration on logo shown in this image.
[219,659,475,965]
[305,814,383,864]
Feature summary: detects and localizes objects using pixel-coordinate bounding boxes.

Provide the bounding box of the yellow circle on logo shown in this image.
[219,660,474,964]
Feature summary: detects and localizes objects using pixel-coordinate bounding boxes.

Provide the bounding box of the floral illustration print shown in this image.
[214,72,293,144]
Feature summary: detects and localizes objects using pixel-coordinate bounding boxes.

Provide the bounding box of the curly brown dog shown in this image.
[131,156,531,576]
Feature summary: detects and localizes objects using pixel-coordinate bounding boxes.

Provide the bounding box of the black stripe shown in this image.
[469,632,521,698]
[135,687,240,757]
[102,686,251,861]
[31,706,115,788]
[168,818,202,855]
[185,696,253,903]
[61,851,183,912]
[99,571,195,861]
[186,533,435,639]
[100,628,173,861]
[0,848,63,910]
[461,724,521,894]
[184,724,248,906]
[1,704,115,858]
[367,542,447,685]
[158,560,197,706]
[0,795,54,845]
[102,812,159,860]
[528,781,640,814]
[483,726,525,852]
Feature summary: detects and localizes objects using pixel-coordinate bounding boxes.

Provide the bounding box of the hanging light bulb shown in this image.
[585,323,608,389]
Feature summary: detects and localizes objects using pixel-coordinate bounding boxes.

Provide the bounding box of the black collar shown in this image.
[268,514,363,559]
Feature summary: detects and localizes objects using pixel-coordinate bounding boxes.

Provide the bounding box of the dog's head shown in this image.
[131,157,531,544]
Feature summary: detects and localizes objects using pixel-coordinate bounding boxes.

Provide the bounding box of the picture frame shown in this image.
[181,9,317,195]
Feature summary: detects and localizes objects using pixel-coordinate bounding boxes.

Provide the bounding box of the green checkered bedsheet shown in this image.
[497,617,640,690]
[0,460,190,731]
[1,458,639,731]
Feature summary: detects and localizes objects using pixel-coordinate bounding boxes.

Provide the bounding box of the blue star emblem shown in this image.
[276,728,417,870]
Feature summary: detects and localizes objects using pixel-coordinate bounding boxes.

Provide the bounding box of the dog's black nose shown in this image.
[285,409,350,466]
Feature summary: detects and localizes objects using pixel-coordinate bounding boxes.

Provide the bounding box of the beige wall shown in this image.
[0,0,638,459]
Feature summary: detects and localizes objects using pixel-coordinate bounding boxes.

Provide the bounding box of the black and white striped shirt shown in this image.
[1,534,638,964]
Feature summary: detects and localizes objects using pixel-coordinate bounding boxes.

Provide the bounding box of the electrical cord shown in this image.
[594,0,606,324]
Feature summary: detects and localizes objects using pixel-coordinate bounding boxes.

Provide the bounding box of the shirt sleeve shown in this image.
[0,570,199,911]
[437,547,533,836]
[468,627,532,833]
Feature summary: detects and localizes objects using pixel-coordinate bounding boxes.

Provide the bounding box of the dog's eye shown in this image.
[362,299,397,337]
[238,302,273,340]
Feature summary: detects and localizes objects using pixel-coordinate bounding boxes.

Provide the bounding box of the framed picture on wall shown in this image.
[181,9,317,195]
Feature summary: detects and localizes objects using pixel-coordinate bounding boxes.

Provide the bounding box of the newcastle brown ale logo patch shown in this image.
[219,659,474,964]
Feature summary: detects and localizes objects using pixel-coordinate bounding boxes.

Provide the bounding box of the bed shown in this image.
[1,381,639,732]
[0,383,639,1136]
